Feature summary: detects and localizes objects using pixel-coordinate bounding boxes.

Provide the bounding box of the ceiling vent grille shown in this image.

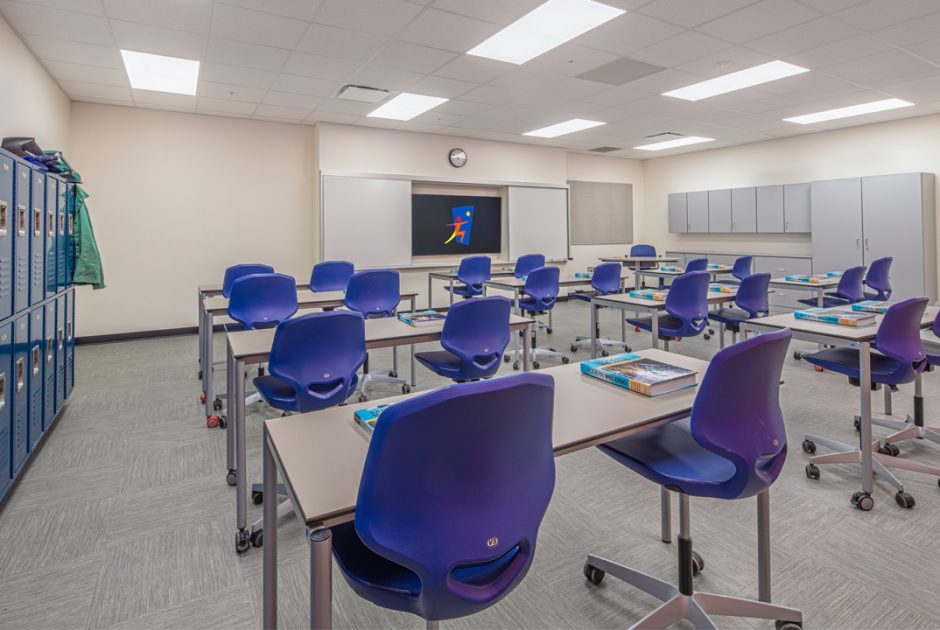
[336,84,391,103]
[589,146,621,153]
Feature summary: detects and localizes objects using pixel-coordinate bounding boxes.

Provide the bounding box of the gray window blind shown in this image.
[568,181,633,245]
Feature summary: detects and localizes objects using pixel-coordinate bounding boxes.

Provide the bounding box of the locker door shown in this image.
[28,308,43,448]
[44,302,55,430]
[0,156,11,321]
[56,180,66,291]
[66,288,74,397]
[668,193,687,233]
[13,162,29,313]
[44,176,56,299]
[0,322,12,498]
[810,178,863,274]
[12,315,27,474]
[29,169,44,306]
[707,189,731,232]
[756,185,784,233]
[731,187,757,233]
[66,184,75,288]
[687,191,709,233]
[56,296,65,411]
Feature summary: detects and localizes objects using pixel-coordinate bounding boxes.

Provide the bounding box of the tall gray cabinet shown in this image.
[811,173,936,301]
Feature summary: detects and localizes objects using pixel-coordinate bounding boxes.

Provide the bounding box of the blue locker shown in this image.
[65,184,74,289]
[29,169,44,306]
[0,152,12,321]
[13,162,29,313]
[0,321,12,498]
[56,180,66,290]
[44,176,57,298]
[12,314,28,472]
[43,302,55,430]
[66,288,74,397]
[28,308,43,448]
[55,296,65,412]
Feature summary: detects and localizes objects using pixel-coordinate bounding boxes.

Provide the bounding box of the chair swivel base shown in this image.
[872,414,940,448]
[505,345,569,370]
[570,335,631,356]
[358,373,410,401]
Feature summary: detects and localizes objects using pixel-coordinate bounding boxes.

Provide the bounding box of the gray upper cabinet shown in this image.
[810,177,863,273]
[731,187,756,233]
[756,185,784,233]
[668,192,687,233]
[708,189,731,232]
[783,182,811,233]
[687,191,709,232]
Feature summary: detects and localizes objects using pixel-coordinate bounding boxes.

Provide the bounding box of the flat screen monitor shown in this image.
[411,194,501,256]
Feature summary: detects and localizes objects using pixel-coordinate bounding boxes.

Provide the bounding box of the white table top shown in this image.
[265,348,708,528]
[599,256,679,264]
[592,291,737,310]
[429,268,516,279]
[640,266,733,277]
[484,273,627,289]
[769,277,840,289]
[203,290,418,314]
[742,306,939,342]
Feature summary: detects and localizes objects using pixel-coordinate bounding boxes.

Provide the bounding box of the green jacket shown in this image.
[72,186,105,289]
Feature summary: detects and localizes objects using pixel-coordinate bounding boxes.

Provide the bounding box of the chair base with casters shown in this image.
[569,292,631,356]
[583,491,803,630]
[358,349,411,401]
[862,372,940,467]
[506,312,569,369]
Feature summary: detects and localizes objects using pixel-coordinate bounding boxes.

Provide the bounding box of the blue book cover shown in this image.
[398,310,446,327]
[574,272,592,279]
[851,300,890,314]
[794,307,875,327]
[708,283,734,294]
[658,265,682,272]
[826,271,842,277]
[784,274,829,284]
[628,289,667,301]
[580,353,697,397]
[354,404,390,435]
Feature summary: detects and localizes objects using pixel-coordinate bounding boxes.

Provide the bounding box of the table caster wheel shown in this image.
[546,327,553,334]
[793,351,802,360]
[533,361,541,369]
[199,391,206,404]
[878,443,900,457]
[583,561,605,586]
[692,551,704,576]
[251,490,263,505]
[217,416,227,429]
[635,326,641,332]
[703,333,711,340]
[358,394,367,403]
[213,398,223,411]
[401,384,411,394]
[570,344,578,352]
[895,491,915,509]
[601,350,609,357]
[226,469,237,487]
[512,361,520,370]
[776,621,802,630]
[504,354,511,363]
[206,415,220,429]
[851,491,874,511]
[250,529,264,548]
[235,530,250,554]
[198,370,203,380]
[805,464,820,480]
[853,416,861,431]
[388,370,398,378]
[801,439,816,454]
[562,357,570,364]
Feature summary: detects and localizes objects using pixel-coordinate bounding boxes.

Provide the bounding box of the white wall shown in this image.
[0,16,70,151]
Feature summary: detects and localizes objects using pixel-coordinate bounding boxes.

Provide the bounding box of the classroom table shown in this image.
[740,306,939,511]
[637,265,734,288]
[225,314,535,554]
[588,291,738,356]
[198,289,418,422]
[598,256,679,290]
[426,266,515,309]
[768,276,840,308]
[260,349,785,629]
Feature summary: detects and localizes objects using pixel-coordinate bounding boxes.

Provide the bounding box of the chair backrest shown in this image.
[344,269,400,318]
[222,263,274,298]
[457,256,491,289]
[523,266,560,311]
[874,297,928,384]
[629,244,656,257]
[864,257,892,300]
[440,297,512,380]
[732,255,753,281]
[734,272,771,318]
[514,254,545,279]
[690,328,792,500]
[227,273,298,330]
[685,257,708,273]
[835,265,866,302]
[355,373,556,621]
[591,262,622,295]
[267,311,366,412]
[663,270,709,336]
[310,260,354,293]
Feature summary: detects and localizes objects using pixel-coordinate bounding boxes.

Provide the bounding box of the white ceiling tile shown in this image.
[314,0,422,37]
[198,80,267,102]
[410,75,477,98]
[398,8,500,53]
[528,44,618,77]
[433,99,491,116]
[674,46,772,78]
[580,85,652,107]
[820,49,934,82]
[873,11,940,47]
[460,84,526,106]
[348,64,423,91]
[201,62,277,89]
[638,0,758,28]
[262,90,323,109]
[833,0,940,31]
[488,67,559,91]
[10,0,104,14]
[210,3,309,49]
[745,16,859,58]
[253,103,311,121]
[906,38,940,65]
[0,0,114,44]
[295,23,387,61]
[110,19,207,58]
[216,0,321,21]
[432,55,512,83]
[304,110,361,124]
[281,52,361,80]
[199,108,252,118]
[132,90,197,109]
[206,38,291,72]
[784,33,891,69]
[372,41,456,74]
[631,30,731,67]
[102,0,211,33]
[695,0,821,44]
[881,76,940,102]
[197,96,257,114]
[22,34,122,67]
[577,13,684,56]
[357,116,401,129]
[316,98,377,115]
[270,73,341,95]
[622,68,705,93]
[409,111,463,127]
[430,0,542,24]
[58,79,132,100]
[797,0,867,12]
[44,59,127,86]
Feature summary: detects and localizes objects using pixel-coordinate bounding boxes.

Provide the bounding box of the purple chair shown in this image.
[717,255,754,286]
[863,257,893,301]
[630,244,659,288]
[684,257,708,273]
[513,254,545,279]
[570,262,630,356]
[310,260,354,292]
[222,263,274,298]
[331,373,556,624]
[583,329,803,629]
[802,298,940,510]
[709,273,771,345]
[798,265,866,307]
[511,266,569,369]
[627,270,710,351]
[446,256,491,299]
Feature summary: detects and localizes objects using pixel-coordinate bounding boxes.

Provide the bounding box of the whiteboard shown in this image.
[321,175,412,267]
[507,186,569,261]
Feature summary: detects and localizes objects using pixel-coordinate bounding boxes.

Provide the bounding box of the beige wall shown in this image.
[0,16,70,151]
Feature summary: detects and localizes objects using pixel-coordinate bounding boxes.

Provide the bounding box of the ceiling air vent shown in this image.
[589,146,621,153]
[644,132,685,142]
[336,85,391,103]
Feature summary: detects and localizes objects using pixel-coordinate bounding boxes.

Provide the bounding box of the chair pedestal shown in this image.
[875,375,940,448]
[359,349,409,400]
[509,310,568,369]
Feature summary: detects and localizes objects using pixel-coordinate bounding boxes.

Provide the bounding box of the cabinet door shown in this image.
[756,185,784,233]
[810,178,863,273]
[784,182,811,233]
[731,187,757,233]
[707,189,731,232]
[861,173,924,299]
[668,193,687,233]
[687,191,709,233]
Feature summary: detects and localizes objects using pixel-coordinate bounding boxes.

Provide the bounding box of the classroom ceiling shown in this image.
[4,0,940,159]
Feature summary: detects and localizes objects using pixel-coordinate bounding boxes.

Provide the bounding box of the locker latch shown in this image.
[17,205,26,236]
[32,209,41,236]
[0,201,7,236]
[18,356,27,387]
[45,336,53,363]
[0,373,6,410]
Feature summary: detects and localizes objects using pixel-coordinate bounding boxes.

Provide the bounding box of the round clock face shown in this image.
[449,148,467,168]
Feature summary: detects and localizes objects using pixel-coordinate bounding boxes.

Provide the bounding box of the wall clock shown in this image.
[448,148,467,168]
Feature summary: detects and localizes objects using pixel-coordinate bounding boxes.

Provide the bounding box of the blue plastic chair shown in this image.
[797,265,866,308]
[627,270,710,351]
[331,373,556,624]
[583,329,802,629]
[513,253,545,279]
[222,263,274,298]
[345,270,409,397]
[228,273,298,330]
[802,298,937,509]
[709,273,771,341]
[630,244,659,288]
[415,296,511,382]
[863,257,892,301]
[512,266,569,369]
[310,260,354,292]
[570,262,630,355]
[447,256,491,299]
[717,256,753,286]
[684,257,708,273]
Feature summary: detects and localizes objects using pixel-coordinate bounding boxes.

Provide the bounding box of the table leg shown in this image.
[651,309,659,350]
[590,301,598,359]
[449,279,454,307]
[204,310,214,418]
[197,291,204,378]
[757,490,771,602]
[523,323,532,371]
[621,308,626,344]
[859,341,874,495]
[410,345,416,388]
[719,323,726,349]
[884,385,892,416]
[914,373,925,427]
[427,275,432,310]
[633,262,641,290]
[816,288,824,308]
[660,487,671,543]
[263,427,278,630]
[235,357,249,551]
[226,339,235,482]
[309,528,333,629]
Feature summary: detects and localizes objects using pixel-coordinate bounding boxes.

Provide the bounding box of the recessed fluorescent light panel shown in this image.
[663,61,809,101]
[524,118,605,138]
[367,93,448,121]
[783,98,914,125]
[468,0,625,65]
[120,50,199,95]
[634,136,714,151]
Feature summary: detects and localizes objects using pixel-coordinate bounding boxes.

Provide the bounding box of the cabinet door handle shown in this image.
[864,238,870,250]
[856,238,861,248]
[785,220,789,231]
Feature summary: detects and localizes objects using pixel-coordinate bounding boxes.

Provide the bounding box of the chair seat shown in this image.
[708,307,751,332]
[518,297,554,313]
[626,314,685,339]
[253,373,358,413]
[714,278,741,286]
[569,291,597,302]
[797,295,852,309]
[863,290,889,301]
[445,284,482,298]
[598,418,737,499]
[802,347,905,384]
[415,350,463,378]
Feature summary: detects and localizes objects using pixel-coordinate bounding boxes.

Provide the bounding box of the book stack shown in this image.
[398,310,446,327]
[354,404,389,436]
[784,274,830,284]
[794,307,876,327]
[658,265,682,273]
[708,283,735,294]
[826,271,842,277]
[629,289,667,301]
[580,353,697,397]
[574,272,592,279]
[852,300,891,314]
[707,263,729,270]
